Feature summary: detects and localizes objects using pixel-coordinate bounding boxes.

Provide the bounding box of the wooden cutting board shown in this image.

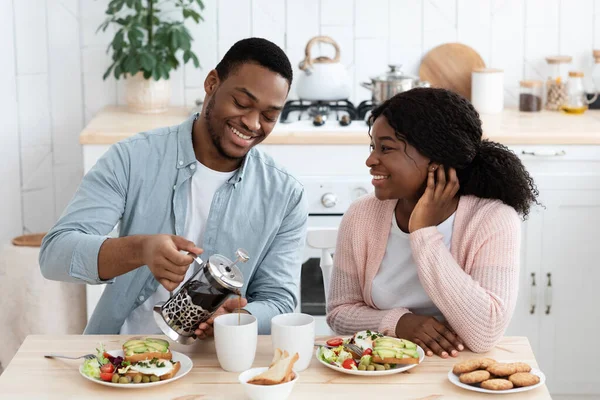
[419,43,486,100]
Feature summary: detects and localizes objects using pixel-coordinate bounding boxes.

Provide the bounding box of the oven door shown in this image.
[299,214,342,335]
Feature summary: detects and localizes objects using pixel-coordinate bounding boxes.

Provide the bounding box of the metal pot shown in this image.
[361,65,429,104]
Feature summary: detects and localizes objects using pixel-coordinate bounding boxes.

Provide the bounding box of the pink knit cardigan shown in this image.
[326,194,521,353]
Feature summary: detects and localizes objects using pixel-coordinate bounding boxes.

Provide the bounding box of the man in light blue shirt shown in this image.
[40,38,307,336]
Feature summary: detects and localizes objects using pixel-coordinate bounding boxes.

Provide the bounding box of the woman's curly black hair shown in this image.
[369,88,540,219]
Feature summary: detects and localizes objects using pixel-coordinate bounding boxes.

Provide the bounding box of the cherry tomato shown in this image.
[326,338,344,347]
[100,372,114,382]
[100,363,115,373]
[362,348,373,356]
[342,359,357,369]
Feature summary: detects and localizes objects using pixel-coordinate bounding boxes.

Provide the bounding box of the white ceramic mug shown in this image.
[214,313,258,372]
[271,313,315,371]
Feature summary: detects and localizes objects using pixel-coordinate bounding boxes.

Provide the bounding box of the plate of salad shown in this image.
[316,330,425,376]
[79,338,192,388]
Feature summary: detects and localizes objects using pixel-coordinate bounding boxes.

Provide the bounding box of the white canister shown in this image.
[471,68,504,114]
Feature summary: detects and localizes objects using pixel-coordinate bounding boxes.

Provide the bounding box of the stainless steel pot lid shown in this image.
[370,64,420,83]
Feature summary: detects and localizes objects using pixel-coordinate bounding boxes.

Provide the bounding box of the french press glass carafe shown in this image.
[153,249,249,344]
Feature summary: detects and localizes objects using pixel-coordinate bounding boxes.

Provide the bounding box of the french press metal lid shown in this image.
[205,253,245,290]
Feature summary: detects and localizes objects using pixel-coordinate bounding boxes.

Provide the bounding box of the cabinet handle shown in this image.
[544,272,552,315]
[521,150,566,157]
[529,272,536,314]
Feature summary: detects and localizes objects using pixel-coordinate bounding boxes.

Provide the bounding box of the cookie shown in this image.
[481,379,514,390]
[459,370,490,384]
[479,358,497,369]
[452,358,497,375]
[511,362,532,373]
[487,363,518,377]
[509,372,540,387]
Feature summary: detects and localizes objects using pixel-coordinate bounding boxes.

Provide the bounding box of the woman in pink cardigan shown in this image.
[326,88,539,357]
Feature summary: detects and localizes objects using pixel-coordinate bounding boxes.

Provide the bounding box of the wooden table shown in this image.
[0,335,551,399]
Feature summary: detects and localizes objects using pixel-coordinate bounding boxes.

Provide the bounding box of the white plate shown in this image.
[447,367,546,394]
[315,345,425,376]
[79,350,193,389]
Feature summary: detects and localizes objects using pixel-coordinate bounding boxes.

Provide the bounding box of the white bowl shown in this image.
[238,367,299,400]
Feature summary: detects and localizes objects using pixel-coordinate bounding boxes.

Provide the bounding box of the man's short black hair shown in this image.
[215,37,293,87]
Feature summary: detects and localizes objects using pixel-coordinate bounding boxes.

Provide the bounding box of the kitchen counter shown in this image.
[79,105,600,145]
[0,335,550,399]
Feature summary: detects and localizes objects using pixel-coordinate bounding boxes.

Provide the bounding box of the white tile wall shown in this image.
[252,0,286,49]
[218,0,252,59]
[17,74,52,148]
[491,0,525,105]
[457,0,492,65]
[184,0,218,95]
[20,145,53,192]
[524,0,560,80]
[2,0,600,241]
[355,0,389,39]
[423,0,457,53]
[47,0,83,166]
[0,0,23,246]
[321,0,353,26]
[595,0,600,47]
[560,0,594,71]
[14,0,48,75]
[389,0,422,76]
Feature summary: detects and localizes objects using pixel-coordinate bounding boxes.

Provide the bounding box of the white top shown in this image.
[371,211,456,319]
[120,161,236,334]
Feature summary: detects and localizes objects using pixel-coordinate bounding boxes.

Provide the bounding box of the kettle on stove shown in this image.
[296,36,352,101]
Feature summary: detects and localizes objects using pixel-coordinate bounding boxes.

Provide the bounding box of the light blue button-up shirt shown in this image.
[40,114,308,334]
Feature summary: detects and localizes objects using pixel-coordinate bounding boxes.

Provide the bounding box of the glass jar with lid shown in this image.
[519,80,543,112]
[545,56,571,111]
[561,71,598,114]
[589,50,600,109]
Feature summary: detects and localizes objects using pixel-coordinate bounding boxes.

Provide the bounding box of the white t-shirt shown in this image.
[371,211,455,320]
[120,161,236,334]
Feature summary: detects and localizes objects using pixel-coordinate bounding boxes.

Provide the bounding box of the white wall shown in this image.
[1,0,600,242]
[0,0,83,246]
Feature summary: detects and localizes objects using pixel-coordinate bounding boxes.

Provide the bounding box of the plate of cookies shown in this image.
[448,358,546,394]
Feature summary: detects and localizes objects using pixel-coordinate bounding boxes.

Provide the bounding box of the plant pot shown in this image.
[125,72,171,114]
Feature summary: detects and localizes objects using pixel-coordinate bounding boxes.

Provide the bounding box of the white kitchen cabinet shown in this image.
[504,145,600,396]
[537,187,600,395]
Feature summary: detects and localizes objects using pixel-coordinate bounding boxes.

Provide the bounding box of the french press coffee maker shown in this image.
[153,248,249,344]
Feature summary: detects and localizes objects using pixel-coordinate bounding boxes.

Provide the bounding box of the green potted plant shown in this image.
[98,0,204,113]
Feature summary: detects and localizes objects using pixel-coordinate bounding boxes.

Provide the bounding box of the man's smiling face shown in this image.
[203,62,290,160]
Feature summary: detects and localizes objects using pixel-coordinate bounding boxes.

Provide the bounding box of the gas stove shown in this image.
[279,99,376,126]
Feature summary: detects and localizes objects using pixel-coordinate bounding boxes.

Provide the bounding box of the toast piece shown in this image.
[125,361,181,381]
[123,337,172,363]
[282,371,296,383]
[125,351,173,363]
[248,353,299,385]
[269,349,289,367]
[159,361,181,380]
[371,337,420,365]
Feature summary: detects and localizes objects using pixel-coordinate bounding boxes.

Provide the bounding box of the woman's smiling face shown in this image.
[365,116,431,201]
